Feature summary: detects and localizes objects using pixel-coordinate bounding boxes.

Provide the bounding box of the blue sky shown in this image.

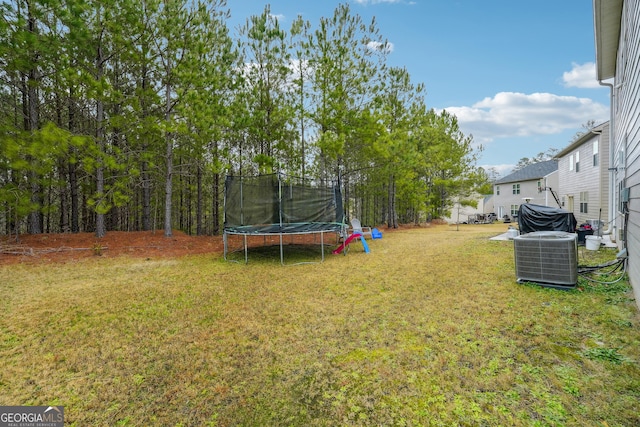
[225,0,610,177]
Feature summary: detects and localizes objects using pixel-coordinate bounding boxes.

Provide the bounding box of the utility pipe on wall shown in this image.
[599,79,615,239]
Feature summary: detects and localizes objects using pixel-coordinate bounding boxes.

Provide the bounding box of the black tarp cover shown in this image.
[517,203,577,234]
[224,174,344,234]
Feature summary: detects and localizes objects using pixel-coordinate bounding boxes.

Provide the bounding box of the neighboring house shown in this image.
[555,122,610,228]
[594,0,640,308]
[483,194,495,216]
[493,160,559,220]
[443,194,489,224]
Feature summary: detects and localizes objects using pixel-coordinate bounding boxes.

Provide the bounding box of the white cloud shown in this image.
[479,163,516,178]
[353,0,404,4]
[269,13,285,22]
[442,91,609,144]
[367,40,394,53]
[562,62,601,88]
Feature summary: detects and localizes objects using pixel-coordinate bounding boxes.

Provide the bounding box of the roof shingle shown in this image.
[495,160,558,184]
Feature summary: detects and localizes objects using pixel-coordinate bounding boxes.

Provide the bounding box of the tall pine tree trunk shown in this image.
[213,171,220,235]
[69,160,79,232]
[387,174,398,229]
[95,53,106,238]
[142,160,151,231]
[68,84,79,232]
[196,163,203,235]
[26,7,42,234]
[141,65,152,231]
[164,67,173,237]
[164,135,173,237]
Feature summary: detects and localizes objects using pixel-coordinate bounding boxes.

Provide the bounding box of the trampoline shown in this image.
[223,174,345,264]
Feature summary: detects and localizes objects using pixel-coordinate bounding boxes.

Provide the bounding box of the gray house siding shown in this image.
[556,122,610,227]
[614,1,640,306]
[600,125,611,227]
[595,0,640,308]
[494,180,541,219]
[493,161,559,220]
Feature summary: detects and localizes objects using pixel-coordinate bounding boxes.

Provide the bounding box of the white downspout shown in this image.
[599,79,614,237]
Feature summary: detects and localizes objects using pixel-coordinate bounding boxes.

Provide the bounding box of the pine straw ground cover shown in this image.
[1,224,639,426]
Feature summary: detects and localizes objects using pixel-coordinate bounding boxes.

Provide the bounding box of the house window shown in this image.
[537,180,541,192]
[569,154,574,171]
[593,140,599,166]
[575,151,580,172]
[510,205,519,216]
[512,184,520,195]
[496,185,500,196]
[580,191,588,213]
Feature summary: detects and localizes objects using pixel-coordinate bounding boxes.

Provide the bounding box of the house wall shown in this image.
[442,197,486,224]
[494,179,544,219]
[612,0,640,306]
[493,171,558,220]
[600,124,611,228]
[557,126,610,226]
[483,195,495,215]
[541,170,559,208]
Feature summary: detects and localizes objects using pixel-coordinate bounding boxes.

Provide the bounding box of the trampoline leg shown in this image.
[243,235,248,264]
[279,233,284,265]
[223,233,227,260]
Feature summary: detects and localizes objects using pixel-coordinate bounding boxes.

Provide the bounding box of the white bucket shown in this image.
[585,235,602,250]
[507,228,518,239]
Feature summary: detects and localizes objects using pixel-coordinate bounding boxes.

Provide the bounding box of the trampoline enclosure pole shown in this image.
[278,174,284,265]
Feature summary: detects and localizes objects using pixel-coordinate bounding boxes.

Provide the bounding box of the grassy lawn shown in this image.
[1,224,639,426]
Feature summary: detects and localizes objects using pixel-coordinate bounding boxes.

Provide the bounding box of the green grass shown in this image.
[1,224,639,426]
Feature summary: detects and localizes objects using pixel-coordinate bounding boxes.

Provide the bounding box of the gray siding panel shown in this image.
[614,0,640,307]
[557,129,608,225]
[600,127,610,224]
[493,175,558,220]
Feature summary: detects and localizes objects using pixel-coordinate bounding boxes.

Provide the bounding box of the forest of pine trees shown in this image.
[0,0,489,237]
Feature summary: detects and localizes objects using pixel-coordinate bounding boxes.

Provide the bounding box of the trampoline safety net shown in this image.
[224,174,344,234]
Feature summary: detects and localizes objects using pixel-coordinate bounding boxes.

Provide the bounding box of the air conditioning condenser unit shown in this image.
[513,231,578,288]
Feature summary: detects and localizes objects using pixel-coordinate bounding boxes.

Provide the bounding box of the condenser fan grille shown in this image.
[514,231,578,287]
